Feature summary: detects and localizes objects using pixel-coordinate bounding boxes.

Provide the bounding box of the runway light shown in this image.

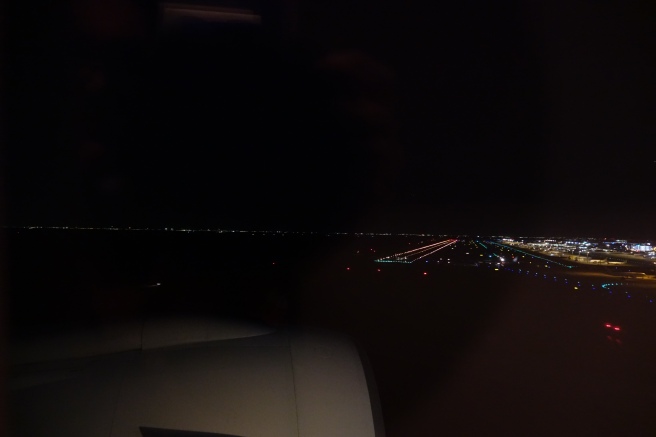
[614,326,621,331]
[605,324,612,328]
[346,267,350,271]
[423,272,427,275]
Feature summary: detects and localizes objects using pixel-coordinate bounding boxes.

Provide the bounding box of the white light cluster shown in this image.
[375,239,457,263]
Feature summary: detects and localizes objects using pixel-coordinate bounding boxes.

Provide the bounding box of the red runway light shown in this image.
[423,272,427,275]
[605,324,612,328]
[614,326,621,331]
[346,267,350,271]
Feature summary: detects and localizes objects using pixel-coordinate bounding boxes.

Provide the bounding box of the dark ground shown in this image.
[7,230,656,436]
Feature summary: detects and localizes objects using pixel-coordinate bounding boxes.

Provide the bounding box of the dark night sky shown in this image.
[2,0,656,237]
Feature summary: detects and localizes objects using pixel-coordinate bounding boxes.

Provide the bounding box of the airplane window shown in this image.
[2,0,656,436]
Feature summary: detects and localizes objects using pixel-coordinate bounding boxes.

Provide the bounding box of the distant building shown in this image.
[631,243,652,252]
